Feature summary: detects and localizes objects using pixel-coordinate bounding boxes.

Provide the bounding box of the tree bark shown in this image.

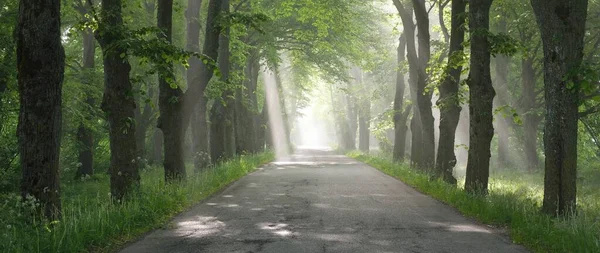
[235,53,259,154]
[346,93,358,150]
[358,102,370,152]
[96,0,140,200]
[150,129,163,164]
[134,86,154,163]
[250,58,262,152]
[410,109,423,167]
[17,0,65,219]
[76,3,96,178]
[465,0,494,194]
[531,0,587,216]
[393,0,422,168]
[393,34,410,162]
[157,0,186,181]
[191,96,209,166]
[276,70,292,153]
[153,0,221,175]
[435,0,466,185]
[412,0,435,170]
[186,0,210,170]
[136,0,157,165]
[181,0,222,128]
[521,57,541,172]
[255,67,267,152]
[210,0,235,162]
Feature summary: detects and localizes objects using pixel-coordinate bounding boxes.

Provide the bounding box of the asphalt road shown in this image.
[120,149,527,253]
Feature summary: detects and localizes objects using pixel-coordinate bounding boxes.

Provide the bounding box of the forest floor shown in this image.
[120,149,527,253]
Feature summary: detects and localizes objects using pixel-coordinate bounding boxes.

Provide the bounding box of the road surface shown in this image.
[121,149,527,253]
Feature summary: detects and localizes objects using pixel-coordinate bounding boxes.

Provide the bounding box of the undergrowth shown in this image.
[347,151,600,253]
[0,152,274,253]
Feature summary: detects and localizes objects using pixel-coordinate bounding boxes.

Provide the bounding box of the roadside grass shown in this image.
[347,151,600,253]
[0,152,274,253]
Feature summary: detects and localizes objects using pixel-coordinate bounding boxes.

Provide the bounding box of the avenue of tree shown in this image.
[3,0,600,227]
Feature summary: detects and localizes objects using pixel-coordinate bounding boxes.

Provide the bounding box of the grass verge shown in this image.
[1,152,274,253]
[347,151,599,253]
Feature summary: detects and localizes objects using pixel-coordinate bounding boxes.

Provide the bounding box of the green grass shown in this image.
[347,151,600,253]
[0,152,274,253]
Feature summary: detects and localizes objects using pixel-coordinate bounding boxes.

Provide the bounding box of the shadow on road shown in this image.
[120,148,527,253]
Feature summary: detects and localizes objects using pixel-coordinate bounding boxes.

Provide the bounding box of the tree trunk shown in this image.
[96,0,140,200]
[495,117,510,169]
[346,94,358,149]
[410,110,423,166]
[531,0,587,216]
[150,129,163,164]
[393,34,410,162]
[276,71,292,153]
[465,0,495,194]
[256,72,267,152]
[521,57,541,171]
[393,0,422,167]
[192,97,209,167]
[250,58,262,152]
[157,0,186,181]
[235,53,259,154]
[76,13,96,178]
[493,17,510,170]
[412,0,435,170]
[358,102,370,152]
[210,0,234,162]
[135,0,157,165]
[181,0,222,128]
[134,86,154,163]
[186,0,209,170]
[435,0,466,185]
[17,0,65,219]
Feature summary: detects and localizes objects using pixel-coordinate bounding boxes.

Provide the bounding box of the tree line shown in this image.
[5,0,598,222]
[9,0,381,220]
[384,0,591,217]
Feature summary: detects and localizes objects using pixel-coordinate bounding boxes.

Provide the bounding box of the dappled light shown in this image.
[427,222,492,234]
[174,216,226,237]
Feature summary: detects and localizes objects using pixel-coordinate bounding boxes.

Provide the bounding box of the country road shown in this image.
[120,149,527,253]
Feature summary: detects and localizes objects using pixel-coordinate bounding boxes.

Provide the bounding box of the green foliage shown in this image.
[348,151,600,253]
[488,32,520,57]
[494,105,522,125]
[371,108,395,153]
[117,26,220,87]
[0,152,274,253]
[0,0,19,192]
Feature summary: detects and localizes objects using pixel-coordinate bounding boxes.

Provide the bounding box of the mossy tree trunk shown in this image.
[96,0,140,200]
[393,34,411,163]
[531,0,587,216]
[17,0,65,219]
[393,0,422,168]
[157,0,187,181]
[465,0,495,194]
[210,0,235,162]
[186,0,210,171]
[435,0,466,185]
[412,0,435,170]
